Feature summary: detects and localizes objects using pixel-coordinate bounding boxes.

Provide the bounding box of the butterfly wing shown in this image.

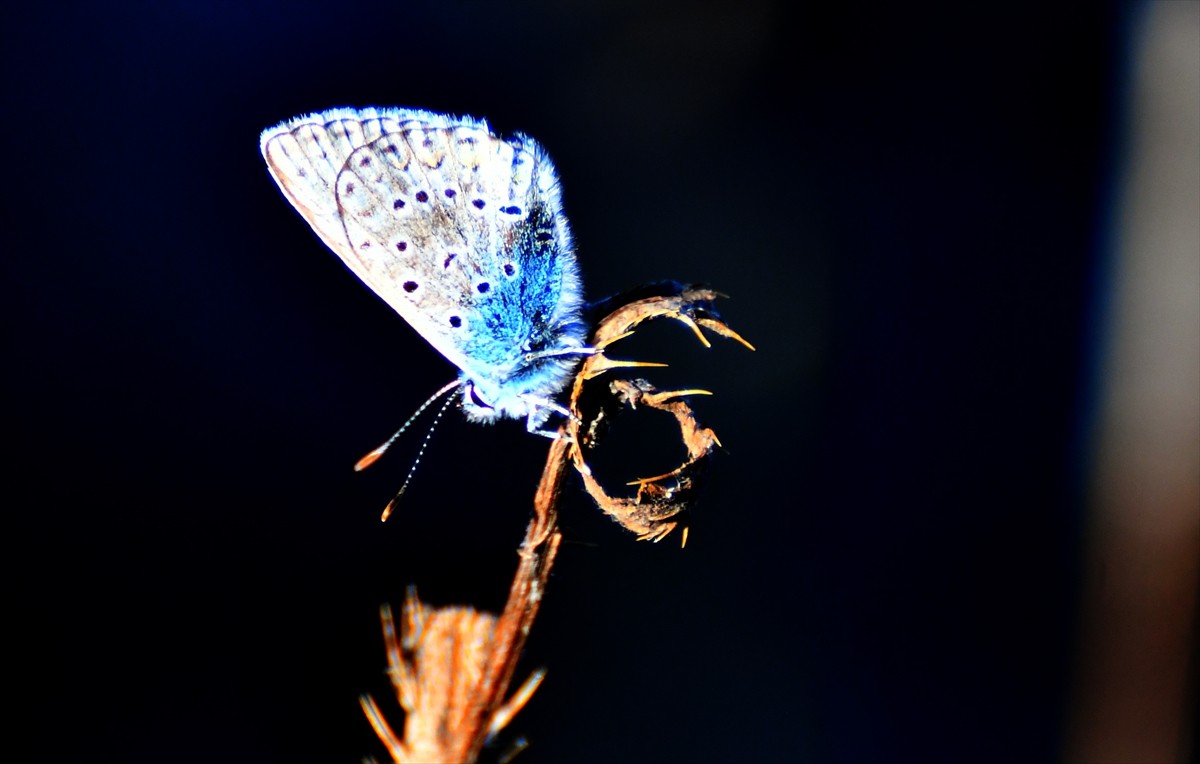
[260,107,582,391]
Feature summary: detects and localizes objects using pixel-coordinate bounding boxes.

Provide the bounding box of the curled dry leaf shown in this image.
[567,287,754,543]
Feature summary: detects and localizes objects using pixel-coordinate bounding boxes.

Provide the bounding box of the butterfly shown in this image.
[260,108,591,441]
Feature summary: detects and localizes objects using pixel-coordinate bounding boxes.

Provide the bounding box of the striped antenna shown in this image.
[351,379,462,521]
[355,379,463,471]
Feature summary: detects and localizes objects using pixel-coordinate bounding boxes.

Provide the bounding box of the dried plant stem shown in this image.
[361,434,567,763]
[362,287,750,762]
[460,434,569,761]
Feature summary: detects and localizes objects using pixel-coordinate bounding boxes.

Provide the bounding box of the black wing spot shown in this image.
[415,191,429,203]
[359,156,371,167]
[403,281,418,293]
[503,263,516,277]
[472,199,486,209]
[449,315,462,328]
[396,242,408,252]
[476,282,490,294]
[393,198,406,209]
[502,205,521,215]
[444,189,457,199]
[344,181,356,195]
[443,253,457,268]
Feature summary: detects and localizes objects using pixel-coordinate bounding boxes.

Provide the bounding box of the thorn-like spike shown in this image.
[696,317,756,350]
[595,358,669,370]
[594,329,636,350]
[487,669,546,740]
[642,388,713,405]
[672,311,713,347]
[360,694,405,757]
[627,472,674,486]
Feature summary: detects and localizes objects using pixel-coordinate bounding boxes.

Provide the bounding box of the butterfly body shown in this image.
[260,108,588,427]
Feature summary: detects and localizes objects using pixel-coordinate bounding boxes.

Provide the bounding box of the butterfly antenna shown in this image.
[378,390,458,522]
[354,379,462,472]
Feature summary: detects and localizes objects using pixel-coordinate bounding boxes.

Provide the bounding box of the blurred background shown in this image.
[5,2,1195,762]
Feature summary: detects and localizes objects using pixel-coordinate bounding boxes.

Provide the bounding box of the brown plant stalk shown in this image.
[360,287,752,762]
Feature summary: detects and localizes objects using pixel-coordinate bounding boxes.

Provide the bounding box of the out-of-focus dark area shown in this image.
[5,2,1195,762]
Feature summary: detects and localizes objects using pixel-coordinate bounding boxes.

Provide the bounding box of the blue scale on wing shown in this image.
[463,200,570,384]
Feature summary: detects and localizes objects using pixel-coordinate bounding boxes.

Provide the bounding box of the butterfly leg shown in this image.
[523,397,578,441]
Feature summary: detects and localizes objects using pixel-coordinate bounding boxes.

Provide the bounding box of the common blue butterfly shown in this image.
[260,108,590,435]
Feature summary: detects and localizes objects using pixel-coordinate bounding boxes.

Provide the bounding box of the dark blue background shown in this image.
[6,2,1137,761]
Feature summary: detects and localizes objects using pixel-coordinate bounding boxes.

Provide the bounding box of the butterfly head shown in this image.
[458,333,591,428]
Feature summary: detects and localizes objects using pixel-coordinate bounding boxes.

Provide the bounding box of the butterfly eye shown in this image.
[468,387,493,409]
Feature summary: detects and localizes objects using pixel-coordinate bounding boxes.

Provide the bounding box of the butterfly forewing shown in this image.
[261,108,555,378]
[262,107,587,423]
